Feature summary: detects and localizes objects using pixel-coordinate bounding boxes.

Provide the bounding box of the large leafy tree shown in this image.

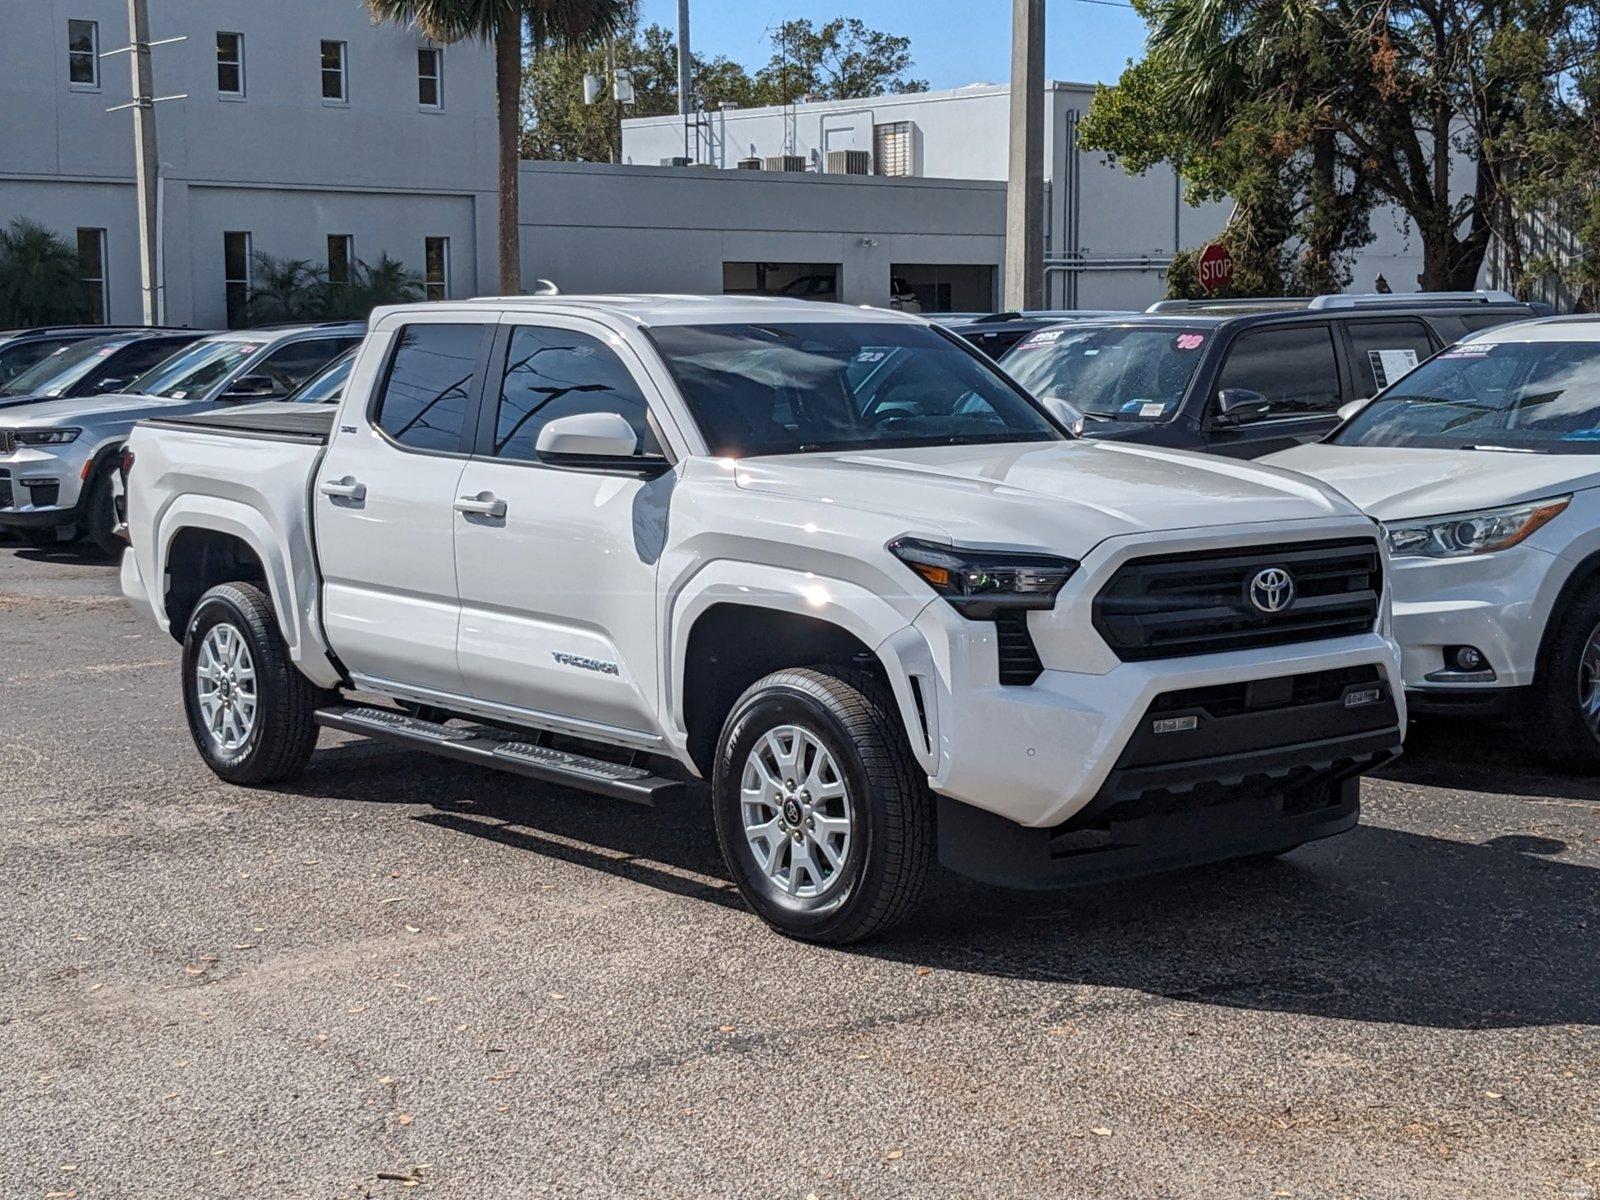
[0,220,93,326]
[366,0,626,293]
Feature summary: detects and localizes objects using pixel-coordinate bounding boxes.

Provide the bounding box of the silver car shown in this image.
[0,323,363,552]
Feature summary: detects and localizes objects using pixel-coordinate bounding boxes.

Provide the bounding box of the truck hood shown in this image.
[1263,443,1600,520]
[0,391,215,429]
[731,440,1360,553]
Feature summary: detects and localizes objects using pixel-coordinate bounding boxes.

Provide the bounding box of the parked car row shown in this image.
[8,291,1595,948]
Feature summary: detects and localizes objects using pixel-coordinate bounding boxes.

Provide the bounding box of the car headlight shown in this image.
[16,428,81,446]
[1383,497,1570,559]
[889,536,1077,616]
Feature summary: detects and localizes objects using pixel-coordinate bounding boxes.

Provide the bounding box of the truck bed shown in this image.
[142,402,335,445]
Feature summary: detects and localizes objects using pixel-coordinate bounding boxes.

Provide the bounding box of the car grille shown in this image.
[1093,537,1382,661]
[0,430,15,454]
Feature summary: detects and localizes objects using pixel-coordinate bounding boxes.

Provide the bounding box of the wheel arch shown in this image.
[1536,545,1600,676]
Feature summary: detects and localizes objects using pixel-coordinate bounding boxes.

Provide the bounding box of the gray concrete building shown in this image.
[1,0,498,328]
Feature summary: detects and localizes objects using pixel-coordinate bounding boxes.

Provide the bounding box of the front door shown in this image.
[1205,323,1346,457]
[452,318,672,739]
[315,318,493,695]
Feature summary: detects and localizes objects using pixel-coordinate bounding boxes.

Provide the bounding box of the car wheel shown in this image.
[18,528,62,549]
[182,582,325,785]
[1530,582,1600,773]
[712,666,933,944]
[81,469,121,557]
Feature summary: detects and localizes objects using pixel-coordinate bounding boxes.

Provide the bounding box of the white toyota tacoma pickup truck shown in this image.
[121,296,1405,943]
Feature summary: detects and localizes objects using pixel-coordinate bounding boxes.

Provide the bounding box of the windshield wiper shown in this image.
[1459,444,1540,453]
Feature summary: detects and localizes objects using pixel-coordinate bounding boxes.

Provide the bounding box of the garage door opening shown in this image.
[724,262,840,302]
[891,265,996,314]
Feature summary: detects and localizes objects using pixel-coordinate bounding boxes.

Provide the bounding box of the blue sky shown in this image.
[635,0,1148,91]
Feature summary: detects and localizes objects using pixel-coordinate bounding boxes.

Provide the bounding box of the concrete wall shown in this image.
[0,0,497,326]
[519,162,1008,309]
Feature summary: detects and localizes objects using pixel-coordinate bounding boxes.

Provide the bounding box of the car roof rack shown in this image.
[1306,289,1520,309]
[1144,297,1310,313]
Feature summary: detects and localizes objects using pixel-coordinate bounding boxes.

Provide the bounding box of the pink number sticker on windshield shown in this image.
[1175,333,1206,351]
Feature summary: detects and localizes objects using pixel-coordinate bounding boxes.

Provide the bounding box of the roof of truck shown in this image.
[370,294,925,327]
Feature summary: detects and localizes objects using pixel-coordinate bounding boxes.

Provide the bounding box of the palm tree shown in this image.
[0,219,93,326]
[322,253,427,319]
[247,253,328,324]
[365,0,626,295]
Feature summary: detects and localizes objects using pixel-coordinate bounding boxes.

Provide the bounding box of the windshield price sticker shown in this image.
[855,350,888,364]
[1139,401,1168,418]
[1025,329,1064,347]
[1174,333,1206,351]
[1369,347,1421,389]
[1441,343,1496,358]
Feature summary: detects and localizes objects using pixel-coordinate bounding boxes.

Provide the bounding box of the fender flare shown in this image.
[664,562,941,775]
[154,496,343,688]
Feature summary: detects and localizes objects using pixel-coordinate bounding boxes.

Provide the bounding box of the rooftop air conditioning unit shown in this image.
[826,149,871,176]
[736,157,763,170]
[659,156,692,167]
[763,155,808,173]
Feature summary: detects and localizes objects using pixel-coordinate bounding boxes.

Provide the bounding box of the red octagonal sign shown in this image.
[1197,242,1234,294]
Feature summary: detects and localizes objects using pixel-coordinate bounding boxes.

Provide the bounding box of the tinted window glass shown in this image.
[2,337,114,396]
[133,338,262,398]
[254,337,360,395]
[1215,325,1341,420]
[373,324,485,452]
[87,338,196,392]
[1003,325,1209,420]
[1460,312,1526,334]
[0,337,78,384]
[1346,319,1434,397]
[649,322,1060,457]
[493,326,652,462]
[288,350,355,403]
[1336,339,1600,453]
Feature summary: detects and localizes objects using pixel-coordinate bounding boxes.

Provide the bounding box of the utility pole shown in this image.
[676,0,692,116]
[1004,0,1045,313]
[126,0,160,325]
[605,36,619,164]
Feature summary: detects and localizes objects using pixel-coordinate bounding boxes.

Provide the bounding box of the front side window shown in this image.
[372,324,486,452]
[77,228,107,323]
[1215,324,1342,420]
[418,47,442,108]
[88,337,195,392]
[131,338,264,399]
[2,338,118,398]
[649,322,1062,457]
[253,337,361,395]
[1346,318,1433,397]
[288,350,356,404]
[223,231,252,328]
[491,325,652,463]
[1336,339,1600,454]
[0,338,80,385]
[424,236,450,301]
[217,32,244,96]
[68,19,98,87]
[1003,325,1209,422]
[321,40,347,102]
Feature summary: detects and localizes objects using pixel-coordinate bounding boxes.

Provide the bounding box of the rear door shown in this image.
[315,318,494,697]
[1204,323,1346,457]
[1341,317,1437,399]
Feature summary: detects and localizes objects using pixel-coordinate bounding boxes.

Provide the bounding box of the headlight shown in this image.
[889,537,1076,616]
[16,428,81,445]
[1384,497,1570,559]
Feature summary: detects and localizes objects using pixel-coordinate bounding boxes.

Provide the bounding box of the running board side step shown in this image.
[314,705,683,806]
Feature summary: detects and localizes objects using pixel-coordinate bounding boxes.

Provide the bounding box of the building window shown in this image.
[216,32,244,97]
[424,237,450,301]
[68,19,99,88]
[224,231,252,328]
[873,122,914,177]
[327,234,354,285]
[77,228,108,323]
[417,47,442,109]
[320,40,347,103]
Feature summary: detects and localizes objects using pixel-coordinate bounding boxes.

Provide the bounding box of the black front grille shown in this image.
[0,468,11,509]
[993,609,1044,686]
[1094,537,1382,661]
[0,430,14,454]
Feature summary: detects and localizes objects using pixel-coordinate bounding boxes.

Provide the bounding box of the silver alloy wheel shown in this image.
[1582,623,1600,740]
[740,724,854,899]
[196,622,258,753]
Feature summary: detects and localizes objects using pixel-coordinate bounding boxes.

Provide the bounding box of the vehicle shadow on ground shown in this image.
[297,734,1599,1032]
[10,543,118,566]
[1376,715,1600,802]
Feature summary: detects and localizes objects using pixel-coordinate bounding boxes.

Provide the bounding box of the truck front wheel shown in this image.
[712,667,933,944]
[181,582,323,785]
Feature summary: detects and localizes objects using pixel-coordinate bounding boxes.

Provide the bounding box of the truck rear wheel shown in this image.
[712,666,933,944]
[181,582,323,785]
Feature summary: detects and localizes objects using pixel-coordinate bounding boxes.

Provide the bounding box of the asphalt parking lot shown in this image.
[2,542,1596,1200]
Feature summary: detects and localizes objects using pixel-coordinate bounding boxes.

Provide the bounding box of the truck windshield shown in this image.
[1335,340,1600,454]
[1,337,124,397]
[1002,325,1210,421]
[648,322,1063,456]
[130,338,262,400]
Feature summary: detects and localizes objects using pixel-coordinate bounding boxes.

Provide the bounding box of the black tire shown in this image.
[181,582,324,785]
[712,666,933,945]
[81,469,121,557]
[1528,582,1600,773]
[17,528,62,549]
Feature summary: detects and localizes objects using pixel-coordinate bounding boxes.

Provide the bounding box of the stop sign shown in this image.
[1197,242,1234,294]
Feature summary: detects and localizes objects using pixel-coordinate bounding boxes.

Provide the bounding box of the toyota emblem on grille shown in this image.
[1247,567,1296,614]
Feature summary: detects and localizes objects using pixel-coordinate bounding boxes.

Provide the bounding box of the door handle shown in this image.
[454,492,507,519]
[319,477,366,502]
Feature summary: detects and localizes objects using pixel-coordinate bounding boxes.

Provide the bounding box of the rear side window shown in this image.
[1215,325,1341,420]
[491,325,651,462]
[373,324,486,453]
[1346,318,1434,396]
[1460,311,1527,334]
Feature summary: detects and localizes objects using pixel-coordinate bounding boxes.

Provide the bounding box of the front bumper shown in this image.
[0,442,92,528]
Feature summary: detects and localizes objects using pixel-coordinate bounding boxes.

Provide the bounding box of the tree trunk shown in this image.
[495,17,522,295]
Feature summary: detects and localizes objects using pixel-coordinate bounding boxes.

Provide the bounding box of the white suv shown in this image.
[1267,315,1600,769]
